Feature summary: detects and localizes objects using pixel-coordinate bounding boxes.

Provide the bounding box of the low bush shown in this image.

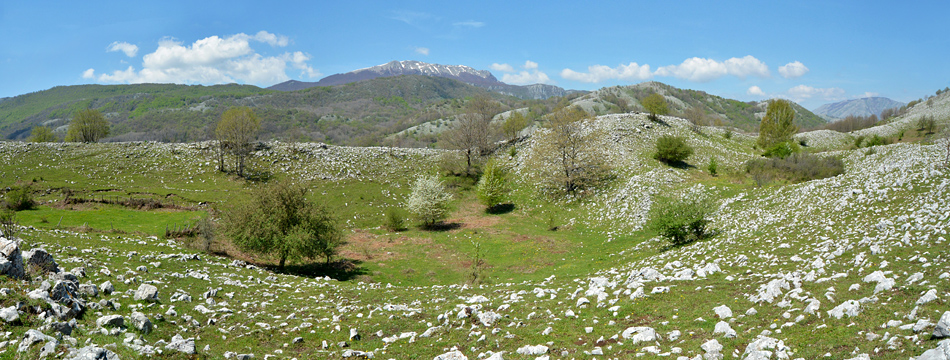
[384,207,407,232]
[0,210,18,239]
[745,152,845,184]
[647,194,715,247]
[3,184,35,211]
[862,134,892,147]
[654,135,693,164]
[761,141,801,159]
[707,158,718,176]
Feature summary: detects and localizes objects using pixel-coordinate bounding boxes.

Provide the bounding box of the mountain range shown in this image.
[812,97,905,120]
[268,60,581,100]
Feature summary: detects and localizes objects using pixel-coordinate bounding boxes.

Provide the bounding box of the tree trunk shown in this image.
[278,256,286,272]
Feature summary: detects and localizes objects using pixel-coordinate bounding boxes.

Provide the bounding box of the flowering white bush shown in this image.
[405,175,453,227]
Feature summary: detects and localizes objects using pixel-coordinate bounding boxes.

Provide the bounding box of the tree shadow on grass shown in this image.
[421,222,462,232]
[277,259,368,281]
[486,203,515,215]
[659,160,696,170]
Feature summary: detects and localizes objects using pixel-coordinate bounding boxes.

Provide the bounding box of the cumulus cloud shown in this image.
[82,69,95,79]
[786,85,846,102]
[414,47,430,56]
[747,85,765,96]
[500,60,551,85]
[107,41,139,57]
[778,61,809,79]
[560,62,653,83]
[502,71,551,85]
[491,63,514,72]
[91,31,320,86]
[655,56,769,82]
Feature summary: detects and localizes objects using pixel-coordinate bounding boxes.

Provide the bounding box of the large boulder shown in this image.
[66,346,121,360]
[165,334,196,354]
[935,311,950,339]
[23,248,59,273]
[130,312,152,334]
[916,339,950,360]
[0,237,25,279]
[134,284,160,302]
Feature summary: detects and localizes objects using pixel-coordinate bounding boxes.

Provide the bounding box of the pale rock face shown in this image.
[621,326,658,344]
[0,237,25,279]
[516,344,549,355]
[935,311,950,339]
[713,305,733,319]
[915,339,950,360]
[828,300,862,319]
[434,350,469,360]
[134,284,160,302]
[23,248,59,273]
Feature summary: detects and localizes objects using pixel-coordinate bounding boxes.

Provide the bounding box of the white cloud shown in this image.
[747,85,765,96]
[524,60,538,70]
[560,62,653,83]
[107,41,139,57]
[93,32,319,86]
[502,70,551,85]
[453,20,484,28]
[656,56,769,82]
[414,47,430,56]
[724,55,770,79]
[860,92,880,98]
[778,61,809,79]
[491,63,514,72]
[250,31,289,47]
[786,85,846,102]
[82,68,95,79]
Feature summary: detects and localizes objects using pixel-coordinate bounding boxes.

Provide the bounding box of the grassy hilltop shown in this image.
[0,90,948,359]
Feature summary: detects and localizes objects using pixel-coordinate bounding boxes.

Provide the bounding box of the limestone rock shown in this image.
[134,284,159,302]
[97,314,124,328]
[67,345,121,360]
[165,334,196,354]
[434,350,468,360]
[916,339,950,360]
[23,248,59,273]
[935,311,950,339]
[130,311,152,334]
[0,237,25,279]
[621,326,658,344]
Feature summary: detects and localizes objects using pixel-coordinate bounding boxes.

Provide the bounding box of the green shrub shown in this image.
[4,184,36,211]
[647,195,715,247]
[723,129,733,139]
[707,158,718,176]
[745,152,845,184]
[654,135,693,164]
[854,135,866,148]
[476,161,511,211]
[862,134,892,147]
[384,207,407,232]
[761,141,801,159]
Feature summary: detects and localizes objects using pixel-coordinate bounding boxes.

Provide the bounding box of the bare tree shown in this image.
[216,107,261,177]
[526,106,610,195]
[441,95,500,176]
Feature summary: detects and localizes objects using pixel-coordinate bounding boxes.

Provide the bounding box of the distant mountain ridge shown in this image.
[268,60,582,100]
[813,97,905,120]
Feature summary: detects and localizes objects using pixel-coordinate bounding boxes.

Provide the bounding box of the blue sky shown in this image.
[2,1,948,109]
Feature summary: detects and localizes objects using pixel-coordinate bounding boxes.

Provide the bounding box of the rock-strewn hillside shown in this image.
[0,108,948,359]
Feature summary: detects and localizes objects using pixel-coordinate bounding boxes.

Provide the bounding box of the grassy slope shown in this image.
[1,109,948,358]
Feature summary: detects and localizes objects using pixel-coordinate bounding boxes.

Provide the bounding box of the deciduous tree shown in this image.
[29,126,59,143]
[642,93,669,121]
[216,107,261,177]
[441,95,500,176]
[405,175,453,227]
[223,181,341,270]
[65,109,110,143]
[526,107,610,195]
[757,99,797,149]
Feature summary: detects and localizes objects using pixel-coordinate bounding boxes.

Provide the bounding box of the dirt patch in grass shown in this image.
[339,231,436,262]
